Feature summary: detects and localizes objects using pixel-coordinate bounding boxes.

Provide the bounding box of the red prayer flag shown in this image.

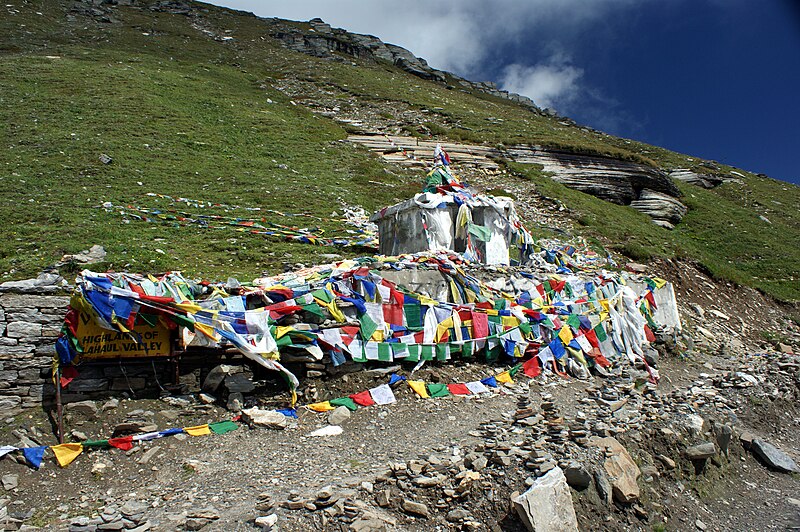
[548,280,566,293]
[349,390,375,407]
[471,312,489,338]
[589,347,611,368]
[447,383,471,395]
[60,365,79,387]
[644,324,656,343]
[383,303,404,326]
[522,356,541,377]
[108,436,134,451]
[584,329,600,348]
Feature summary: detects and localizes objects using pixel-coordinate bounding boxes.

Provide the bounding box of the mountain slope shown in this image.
[0,0,797,302]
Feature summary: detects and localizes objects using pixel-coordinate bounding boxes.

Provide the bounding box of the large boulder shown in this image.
[589,437,641,504]
[512,466,579,531]
[750,439,800,473]
[241,407,287,430]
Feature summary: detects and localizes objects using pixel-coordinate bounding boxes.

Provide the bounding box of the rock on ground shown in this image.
[751,439,800,473]
[589,436,641,503]
[512,466,579,531]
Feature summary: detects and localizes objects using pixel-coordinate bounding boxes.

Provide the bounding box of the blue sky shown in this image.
[212,0,800,184]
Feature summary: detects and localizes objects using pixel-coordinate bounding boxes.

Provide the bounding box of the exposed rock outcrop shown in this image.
[268,18,539,110]
[669,169,737,189]
[348,135,688,228]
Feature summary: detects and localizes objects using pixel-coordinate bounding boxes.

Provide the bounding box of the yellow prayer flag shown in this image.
[175,301,204,314]
[194,322,219,341]
[501,316,518,330]
[275,326,294,339]
[566,346,588,367]
[184,424,211,437]
[307,401,334,412]
[558,326,574,345]
[652,277,668,289]
[496,371,513,384]
[407,380,430,398]
[317,298,345,323]
[436,317,454,342]
[52,443,83,468]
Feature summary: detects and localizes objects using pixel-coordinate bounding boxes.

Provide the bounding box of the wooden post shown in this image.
[172,330,180,385]
[55,365,64,444]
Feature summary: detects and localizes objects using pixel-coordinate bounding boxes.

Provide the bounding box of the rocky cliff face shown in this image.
[506,147,687,228]
[268,18,541,111]
[348,135,688,228]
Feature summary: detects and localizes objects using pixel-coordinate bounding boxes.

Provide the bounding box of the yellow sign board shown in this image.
[76,311,172,359]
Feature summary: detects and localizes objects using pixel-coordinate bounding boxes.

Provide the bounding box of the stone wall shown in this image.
[0,289,178,419]
[0,290,69,418]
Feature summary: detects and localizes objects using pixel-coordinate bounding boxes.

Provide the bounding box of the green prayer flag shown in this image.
[359,313,378,340]
[594,323,608,342]
[406,344,420,362]
[350,341,367,363]
[330,397,358,411]
[518,322,532,335]
[209,420,238,435]
[467,223,491,242]
[172,312,195,332]
[508,363,522,377]
[427,383,451,398]
[311,289,333,304]
[436,343,448,361]
[485,344,501,363]
[404,304,422,328]
[378,343,393,362]
[276,334,293,348]
[138,313,159,328]
[421,345,434,361]
[302,302,326,319]
[566,314,581,330]
[81,439,110,449]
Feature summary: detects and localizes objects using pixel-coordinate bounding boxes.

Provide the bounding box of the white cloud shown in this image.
[500,57,584,111]
[211,0,645,76]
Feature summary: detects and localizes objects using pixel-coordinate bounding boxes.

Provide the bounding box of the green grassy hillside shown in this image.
[0,1,797,301]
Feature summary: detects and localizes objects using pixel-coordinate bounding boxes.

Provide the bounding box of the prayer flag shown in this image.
[23,446,46,469]
[480,376,498,388]
[523,356,541,378]
[427,383,451,398]
[108,436,134,451]
[307,401,335,412]
[52,443,83,468]
[209,420,239,435]
[465,381,489,394]
[496,371,513,384]
[558,326,574,345]
[408,380,430,398]
[369,384,396,405]
[330,397,358,411]
[184,424,211,437]
[0,445,18,459]
[549,337,566,359]
[349,390,376,407]
[447,383,471,395]
[593,323,608,342]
